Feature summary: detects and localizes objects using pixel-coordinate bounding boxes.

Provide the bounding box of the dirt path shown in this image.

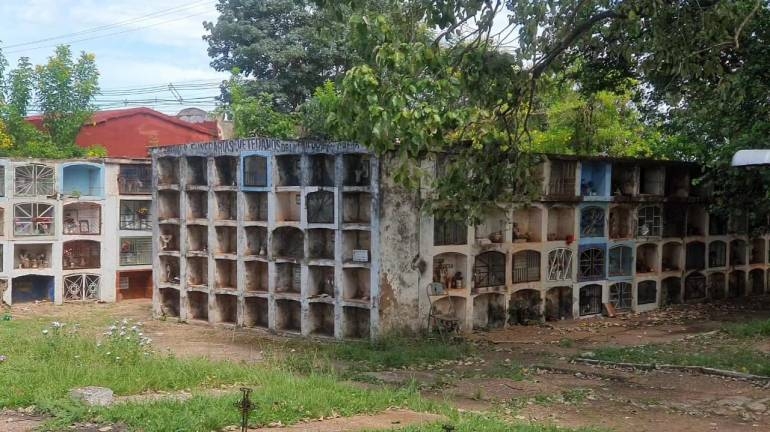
[249,410,443,431]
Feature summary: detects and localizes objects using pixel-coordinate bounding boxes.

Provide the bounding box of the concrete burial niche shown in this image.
[214,156,238,187]
[186,191,208,220]
[244,261,268,292]
[214,259,237,290]
[275,262,301,294]
[272,227,304,259]
[187,290,209,322]
[276,155,301,186]
[307,190,334,224]
[187,225,208,253]
[309,154,335,187]
[11,275,54,303]
[214,191,237,221]
[308,229,334,260]
[157,157,180,186]
[244,226,267,256]
[244,297,268,328]
[244,192,268,222]
[158,287,180,317]
[186,156,208,186]
[157,191,180,220]
[308,302,335,337]
[342,154,371,187]
[343,306,370,339]
[215,226,237,255]
[275,299,301,332]
[214,293,237,324]
[185,257,207,287]
[309,265,335,297]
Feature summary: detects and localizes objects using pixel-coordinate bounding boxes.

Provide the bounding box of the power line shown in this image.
[3,9,213,55]
[0,0,214,50]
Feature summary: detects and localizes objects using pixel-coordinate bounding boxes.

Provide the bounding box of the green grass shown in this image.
[723,318,770,338]
[591,343,770,376]
[329,336,474,370]
[393,413,607,431]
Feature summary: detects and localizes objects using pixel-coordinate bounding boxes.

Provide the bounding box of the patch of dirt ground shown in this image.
[247,410,444,431]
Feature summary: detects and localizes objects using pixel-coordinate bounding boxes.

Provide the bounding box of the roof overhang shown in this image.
[732,149,770,167]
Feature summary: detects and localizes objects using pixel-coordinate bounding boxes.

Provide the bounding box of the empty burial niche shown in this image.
[308,229,335,260]
[473,293,506,330]
[214,294,237,324]
[665,166,689,197]
[750,238,766,264]
[342,192,371,224]
[275,262,301,294]
[309,265,335,298]
[749,269,765,295]
[158,224,180,252]
[214,191,237,221]
[508,289,542,325]
[609,206,633,239]
[709,241,727,267]
[636,243,658,273]
[186,191,208,219]
[663,204,686,237]
[215,259,237,290]
[245,226,267,256]
[686,206,707,236]
[637,280,657,305]
[244,297,268,328]
[186,156,207,186]
[709,213,728,235]
[685,242,706,270]
[434,217,467,246]
[214,156,238,187]
[343,154,371,187]
[186,257,208,287]
[307,190,335,224]
[309,302,335,337]
[475,210,507,244]
[343,230,370,263]
[547,160,577,196]
[343,306,370,339]
[272,227,304,259]
[512,207,542,242]
[709,272,726,300]
[343,267,370,301]
[661,277,681,306]
[157,191,180,220]
[276,155,301,186]
[546,206,574,241]
[639,165,664,195]
[157,157,180,185]
[276,191,301,222]
[158,288,180,317]
[309,154,335,187]
[685,272,707,301]
[187,225,208,253]
[215,226,237,255]
[728,270,746,298]
[187,291,209,322]
[244,192,268,222]
[159,256,180,285]
[661,242,683,271]
[243,155,268,187]
[611,163,636,196]
[730,239,747,266]
[244,261,268,292]
[275,299,301,332]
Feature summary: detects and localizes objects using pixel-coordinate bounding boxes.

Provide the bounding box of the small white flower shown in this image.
[42,329,49,335]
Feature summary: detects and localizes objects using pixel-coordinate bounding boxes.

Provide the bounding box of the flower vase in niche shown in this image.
[489,231,503,244]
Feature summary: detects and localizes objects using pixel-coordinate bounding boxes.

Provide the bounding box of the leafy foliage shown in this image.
[227,75,297,139]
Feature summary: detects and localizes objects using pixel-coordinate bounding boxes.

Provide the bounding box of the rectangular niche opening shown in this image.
[309,154,335,187]
[663,204,686,238]
[547,207,575,241]
[276,191,300,222]
[244,192,268,222]
[611,163,636,196]
[159,224,180,252]
[158,191,180,220]
[548,160,577,196]
[186,257,208,287]
[187,291,209,322]
[665,166,689,197]
[186,191,208,219]
[275,299,301,332]
[214,191,237,221]
[244,261,268,292]
[276,155,301,186]
[157,157,179,185]
[343,230,370,263]
[309,265,335,298]
[244,297,268,328]
[686,206,707,236]
[214,293,237,324]
[343,154,371,187]
[580,162,608,197]
[309,302,335,337]
[307,190,335,224]
[186,156,207,186]
[343,306,370,339]
[342,192,371,224]
[308,229,335,260]
[343,267,370,302]
[159,256,180,285]
[215,226,237,255]
[434,218,467,246]
[245,226,267,256]
[214,156,238,187]
[215,259,237,290]
[159,288,180,317]
[275,262,301,294]
[639,165,664,195]
[512,207,542,242]
[14,243,53,269]
[475,210,507,244]
[243,155,268,187]
[187,225,208,253]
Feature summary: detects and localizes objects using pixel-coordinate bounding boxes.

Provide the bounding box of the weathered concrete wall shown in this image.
[376,155,424,334]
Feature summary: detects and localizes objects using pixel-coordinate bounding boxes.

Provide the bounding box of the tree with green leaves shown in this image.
[316,0,767,222]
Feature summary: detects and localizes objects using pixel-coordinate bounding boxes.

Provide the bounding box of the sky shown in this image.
[0,0,227,114]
